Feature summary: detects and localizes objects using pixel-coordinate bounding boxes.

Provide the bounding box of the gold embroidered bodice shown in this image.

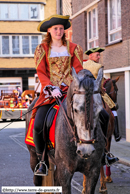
[49,56,73,87]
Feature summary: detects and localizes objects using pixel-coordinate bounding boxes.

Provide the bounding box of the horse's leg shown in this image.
[105,136,113,183]
[27,145,42,187]
[82,167,101,194]
[99,166,107,193]
[54,167,60,187]
[82,175,86,194]
[41,161,54,194]
[54,165,72,194]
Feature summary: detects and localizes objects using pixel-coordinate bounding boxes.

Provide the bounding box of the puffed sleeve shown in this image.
[34,44,54,91]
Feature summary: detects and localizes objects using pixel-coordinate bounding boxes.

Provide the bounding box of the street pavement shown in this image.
[0,120,130,194]
[111,137,130,167]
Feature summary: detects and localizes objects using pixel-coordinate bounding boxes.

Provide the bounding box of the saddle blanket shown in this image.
[25,104,60,148]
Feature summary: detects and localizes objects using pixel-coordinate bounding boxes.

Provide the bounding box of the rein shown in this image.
[103,79,118,99]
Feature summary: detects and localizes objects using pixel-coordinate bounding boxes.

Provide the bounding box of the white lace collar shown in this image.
[50,49,69,57]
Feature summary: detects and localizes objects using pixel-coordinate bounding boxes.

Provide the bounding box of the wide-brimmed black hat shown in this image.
[84,47,105,55]
[37,15,71,32]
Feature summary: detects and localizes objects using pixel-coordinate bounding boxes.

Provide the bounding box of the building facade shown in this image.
[0,0,57,94]
[71,0,130,142]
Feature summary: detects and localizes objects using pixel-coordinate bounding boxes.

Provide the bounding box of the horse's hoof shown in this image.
[99,181,107,194]
[105,176,113,183]
[82,188,85,194]
[99,187,107,193]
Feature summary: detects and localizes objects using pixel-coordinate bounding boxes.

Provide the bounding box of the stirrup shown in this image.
[105,152,119,167]
[34,161,48,176]
[115,136,121,142]
[105,152,110,167]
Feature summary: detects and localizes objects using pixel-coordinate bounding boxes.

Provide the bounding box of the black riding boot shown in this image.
[101,149,119,166]
[99,109,109,137]
[33,130,48,176]
[34,153,48,176]
[99,109,119,166]
[114,116,121,142]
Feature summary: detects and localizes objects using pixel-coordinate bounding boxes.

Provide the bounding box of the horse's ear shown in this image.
[94,67,103,92]
[115,76,120,83]
[72,67,80,87]
[67,67,79,120]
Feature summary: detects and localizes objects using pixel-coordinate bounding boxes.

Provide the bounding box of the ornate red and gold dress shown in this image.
[32,40,83,118]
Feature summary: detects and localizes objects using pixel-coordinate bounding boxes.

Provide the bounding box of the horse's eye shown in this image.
[74,109,78,113]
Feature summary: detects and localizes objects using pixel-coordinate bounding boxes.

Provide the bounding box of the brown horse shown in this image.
[99,76,120,192]
[83,76,120,193]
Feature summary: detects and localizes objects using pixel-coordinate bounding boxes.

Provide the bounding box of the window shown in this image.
[19,4,29,20]
[108,0,122,43]
[1,4,8,19]
[0,35,42,57]
[0,3,44,21]
[2,36,9,54]
[30,4,38,19]
[31,36,38,54]
[22,36,29,54]
[12,36,19,54]
[9,4,18,20]
[87,6,99,49]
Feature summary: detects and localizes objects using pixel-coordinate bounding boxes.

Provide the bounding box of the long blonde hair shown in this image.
[42,32,67,46]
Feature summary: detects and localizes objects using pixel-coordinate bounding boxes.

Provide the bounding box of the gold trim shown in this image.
[48,46,52,83]
[67,41,71,72]
[67,41,73,81]
[102,93,116,109]
[37,15,70,31]
[74,45,83,65]
[0,110,2,119]
[84,47,105,55]
[35,45,46,69]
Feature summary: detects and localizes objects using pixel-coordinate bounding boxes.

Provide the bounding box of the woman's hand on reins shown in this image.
[100,87,106,95]
[50,88,62,98]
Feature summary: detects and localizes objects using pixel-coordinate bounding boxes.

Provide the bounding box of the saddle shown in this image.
[44,102,59,149]
[45,102,58,131]
[25,101,61,149]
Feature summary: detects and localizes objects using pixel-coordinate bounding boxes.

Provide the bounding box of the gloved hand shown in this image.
[50,88,62,98]
[100,86,106,95]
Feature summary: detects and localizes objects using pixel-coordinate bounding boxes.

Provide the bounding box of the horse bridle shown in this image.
[56,89,99,145]
[104,79,118,99]
[110,80,118,96]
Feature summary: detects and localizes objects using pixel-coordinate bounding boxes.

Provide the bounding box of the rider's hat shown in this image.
[37,15,71,32]
[84,47,105,55]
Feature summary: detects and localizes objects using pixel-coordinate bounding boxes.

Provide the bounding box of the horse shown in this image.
[99,76,120,193]
[82,76,119,193]
[25,67,105,194]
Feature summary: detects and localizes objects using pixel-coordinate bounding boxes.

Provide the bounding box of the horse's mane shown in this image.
[103,78,110,87]
[103,78,112,94]
[67,69,95,128]
[79,72,94,132]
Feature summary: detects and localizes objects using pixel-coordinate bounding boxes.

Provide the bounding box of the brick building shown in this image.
[57,0,72,41]
[71,0,130,142]
[0,0,57,93]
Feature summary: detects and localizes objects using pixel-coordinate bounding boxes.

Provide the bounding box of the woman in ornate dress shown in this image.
[32,15,83,176]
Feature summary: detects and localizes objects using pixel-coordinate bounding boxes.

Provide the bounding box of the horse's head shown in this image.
[67,68,103,158]
[103,76,119,106]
